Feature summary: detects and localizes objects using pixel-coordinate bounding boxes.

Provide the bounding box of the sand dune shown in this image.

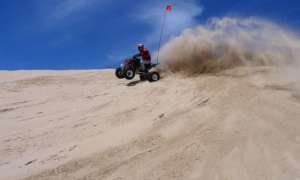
[0,67,300,180]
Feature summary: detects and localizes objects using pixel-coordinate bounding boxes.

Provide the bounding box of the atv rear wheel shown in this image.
[115,68,124,79]
[148,72,160,82]
[139,74,147,81]
[124,69,136,80]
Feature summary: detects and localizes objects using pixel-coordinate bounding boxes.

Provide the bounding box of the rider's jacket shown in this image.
[134,48,151,63]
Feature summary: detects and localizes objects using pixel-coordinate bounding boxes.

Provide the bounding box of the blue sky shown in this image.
[0,0,300,70]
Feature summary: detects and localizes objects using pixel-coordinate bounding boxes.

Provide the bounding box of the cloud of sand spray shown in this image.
[159,17,300,75]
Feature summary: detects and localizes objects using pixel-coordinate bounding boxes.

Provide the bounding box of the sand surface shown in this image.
[0,68,300,180]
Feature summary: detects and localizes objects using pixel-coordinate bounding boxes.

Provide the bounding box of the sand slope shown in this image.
[0,68,300,180]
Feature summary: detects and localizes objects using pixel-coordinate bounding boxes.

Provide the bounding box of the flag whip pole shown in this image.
[156,5,170,64]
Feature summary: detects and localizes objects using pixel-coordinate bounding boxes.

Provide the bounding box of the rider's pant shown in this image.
[141,61,151,72]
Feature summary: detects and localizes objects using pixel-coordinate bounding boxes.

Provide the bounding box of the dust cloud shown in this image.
[159,17,300,75]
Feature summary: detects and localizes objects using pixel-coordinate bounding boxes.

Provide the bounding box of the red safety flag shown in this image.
[165,4,172,11]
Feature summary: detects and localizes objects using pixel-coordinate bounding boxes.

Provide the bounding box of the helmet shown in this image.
[137,43,144,50]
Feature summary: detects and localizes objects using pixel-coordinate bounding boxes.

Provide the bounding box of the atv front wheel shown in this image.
[115,68,124,79]
[148,72,160,82]
[124,69,136,80]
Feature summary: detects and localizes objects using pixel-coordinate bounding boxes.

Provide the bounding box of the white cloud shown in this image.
[51,0,98,20]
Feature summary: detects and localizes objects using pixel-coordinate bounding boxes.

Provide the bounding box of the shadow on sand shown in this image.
[126,80,144,87]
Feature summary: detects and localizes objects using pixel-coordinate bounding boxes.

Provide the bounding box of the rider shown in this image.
[133,43,151,72]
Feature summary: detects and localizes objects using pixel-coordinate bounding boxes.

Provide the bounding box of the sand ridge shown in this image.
[0,68,300,180]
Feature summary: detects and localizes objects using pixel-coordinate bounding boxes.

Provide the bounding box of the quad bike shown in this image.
[115,57,160,82]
